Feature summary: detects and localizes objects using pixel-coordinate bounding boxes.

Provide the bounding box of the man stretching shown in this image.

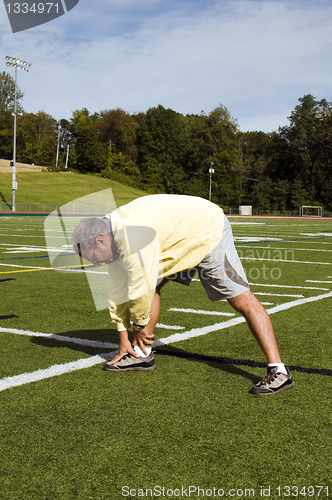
[73,194,294,396]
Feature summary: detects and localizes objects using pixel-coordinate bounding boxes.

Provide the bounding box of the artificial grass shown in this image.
[1,215,332,499]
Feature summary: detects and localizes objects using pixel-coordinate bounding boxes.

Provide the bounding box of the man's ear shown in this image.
[95,234,108,247]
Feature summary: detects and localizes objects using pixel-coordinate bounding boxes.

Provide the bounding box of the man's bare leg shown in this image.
[228,290,281,364]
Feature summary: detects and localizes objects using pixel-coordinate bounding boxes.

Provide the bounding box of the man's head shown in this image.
[73,218,114,266]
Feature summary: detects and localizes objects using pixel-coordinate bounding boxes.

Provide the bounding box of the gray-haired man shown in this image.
[73,194,294,395]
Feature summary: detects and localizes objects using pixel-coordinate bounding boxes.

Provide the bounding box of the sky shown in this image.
[1,0,332,132]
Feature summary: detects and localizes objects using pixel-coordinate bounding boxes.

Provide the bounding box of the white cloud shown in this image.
[1,0,332,132]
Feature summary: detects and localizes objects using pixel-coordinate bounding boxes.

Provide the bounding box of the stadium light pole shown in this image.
[5,56,31,212]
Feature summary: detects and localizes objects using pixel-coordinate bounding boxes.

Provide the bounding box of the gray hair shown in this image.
[72,218,107,254]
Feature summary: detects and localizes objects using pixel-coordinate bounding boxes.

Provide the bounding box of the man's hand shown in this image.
[133,326,154,356]
[108,331,139,365]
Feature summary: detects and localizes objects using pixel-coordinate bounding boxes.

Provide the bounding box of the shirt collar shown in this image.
[102,217,119,261]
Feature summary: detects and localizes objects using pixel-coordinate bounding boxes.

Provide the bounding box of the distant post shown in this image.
[56,122,61,168]
[209,162,215,201]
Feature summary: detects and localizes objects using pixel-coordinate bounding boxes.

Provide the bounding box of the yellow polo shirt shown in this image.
[105,194,224,331]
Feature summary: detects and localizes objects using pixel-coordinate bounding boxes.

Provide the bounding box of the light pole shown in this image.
[5,56,31,212]
[209,162,215,201]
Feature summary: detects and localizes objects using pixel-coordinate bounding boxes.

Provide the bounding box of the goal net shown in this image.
[300,206,322,217]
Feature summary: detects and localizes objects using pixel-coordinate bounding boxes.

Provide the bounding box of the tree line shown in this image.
[1,71,331,211]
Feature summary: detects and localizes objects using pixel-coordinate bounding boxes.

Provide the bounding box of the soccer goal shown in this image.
[300,206,322,217]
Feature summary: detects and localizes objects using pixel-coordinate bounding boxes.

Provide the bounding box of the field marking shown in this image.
[305,280,332,284]
[168,308,235,317]
[0,268,51,274]
[249,283,329,291]
[155,291,332,346]
[0,327,118,349]
[0,355,108,392]
[240,257,332,265]
[0,263,50,270]
[1,291,332,392]
[300,233,332,237]
[238,246,332,253]
[156,323,185,330]
[0,262,107,275]
[254,292,304,297]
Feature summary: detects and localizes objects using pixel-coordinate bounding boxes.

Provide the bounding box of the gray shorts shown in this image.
[167,215,249,301]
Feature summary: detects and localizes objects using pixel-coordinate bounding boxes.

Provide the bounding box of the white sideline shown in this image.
[305,280,332,284]
[154,291,332,346]
[254,292,304,298]
[240,257,332,265]
[249,283,330,291]
[0,355,107,392]
[156,323,185,330]
[0,328,118,349]
[168,308,235,316]
[0,263,107,274]
[1,291,332,391]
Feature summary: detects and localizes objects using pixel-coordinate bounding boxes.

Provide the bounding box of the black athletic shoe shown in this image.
[249,366,294,395]
[102,352,156,372]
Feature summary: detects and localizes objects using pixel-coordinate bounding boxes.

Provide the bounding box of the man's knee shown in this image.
[228,290,255,313]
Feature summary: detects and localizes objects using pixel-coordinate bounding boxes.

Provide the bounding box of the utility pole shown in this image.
[55,121,61,168]
[65,144,70,169]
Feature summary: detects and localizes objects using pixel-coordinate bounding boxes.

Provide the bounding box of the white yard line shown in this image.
[305,280,332,284]
[1,291,332,392]
[156,323,185,330]
[249,283,329,291]
[254,292,304,297]
[0,355,108,392]
[154,291,332,346]
[238,246,332,253]
[168,308,235,316]
[0,263,107,274]
[240,257,332,265]
[0,327,117,349]
[0,263,50,270]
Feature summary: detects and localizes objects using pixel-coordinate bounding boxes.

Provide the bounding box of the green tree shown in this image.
[97,108,139,180]
[0,71,25,159]
[135,105,187,193]
[0,71,24,115]
[70,109,107,173]
[184,106,241,205]
[278,94,332,209]
[17,111,57,166]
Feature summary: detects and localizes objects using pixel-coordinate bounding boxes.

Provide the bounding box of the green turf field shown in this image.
[1,213,332,500]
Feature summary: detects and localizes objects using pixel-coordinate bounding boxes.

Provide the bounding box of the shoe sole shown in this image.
[103,363,156,372]
[249,379,294,395]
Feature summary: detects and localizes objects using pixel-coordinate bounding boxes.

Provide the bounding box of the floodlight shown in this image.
[5,55,31,212]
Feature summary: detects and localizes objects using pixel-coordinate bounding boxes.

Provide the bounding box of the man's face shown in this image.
[81,234,114,266]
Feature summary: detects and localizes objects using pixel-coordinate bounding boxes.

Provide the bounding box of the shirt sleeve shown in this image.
[107,230,160,331]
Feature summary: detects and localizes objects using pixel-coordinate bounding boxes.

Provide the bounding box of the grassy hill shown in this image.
[0,172,148,208]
